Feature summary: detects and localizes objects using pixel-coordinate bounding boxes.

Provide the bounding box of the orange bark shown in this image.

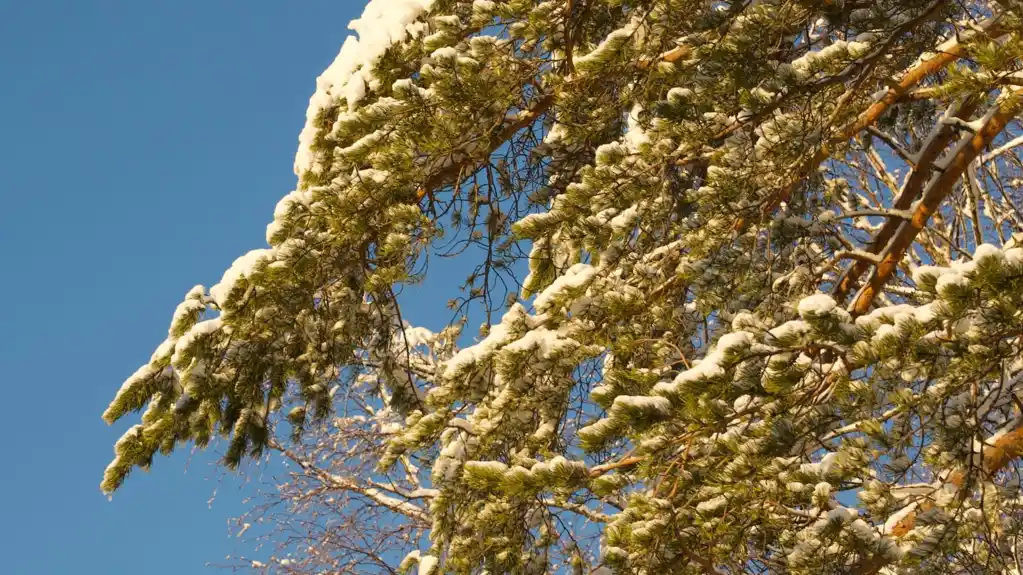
[849,95,1019,314]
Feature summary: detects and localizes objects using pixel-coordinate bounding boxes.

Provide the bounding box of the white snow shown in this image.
[609,205,640,234]
[797,293,837,318]
[171,318,223,366]
[533,263,595,312]
[105,366,159,418]
[766,320,810,343]
[472,0,496,12]
[911,264,948,286]
[399,551,421,570]
[209,249,275,308]
[882,502,918,535]
[573,19,638,72]
[653,331,752,397]
[973,243,1002,262]
[442,304,526,378]
[430,46,458,60]
[169,285,207,335]
[361,487,428,519]
[295,0,436,177]
[696,495,728,513]
[464,460,509,474]
[266,189,313,242]
[418,554,439,575]
[935,273,969,294]
[667,87,693,101]
[624,103,651,152]
[733,394,754,412]
[501,326,581,362]
[612,395,672,416]
[800,451,839,477]
[150,339,176,364]
[790,40,854,80]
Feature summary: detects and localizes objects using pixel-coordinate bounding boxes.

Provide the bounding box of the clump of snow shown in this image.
[430,46,458,60]
[150,339,176,364]
[911,264,947,286]
[171,318,223,366]
[266,189,313,243]
[935,273,969,294]
[168,285,207,337]
[797,293,836,318]
[667,87,693,101]
[209,249,276,308]
[465,460,509,475]
[441,304,526,379]
[882,502,918,535]
[613,395,672,417]
[696,495,728,513]
[653,331,752,397]
[573,20,638,72]
[472,0,496,13]
[800,451,840,477]
[973,242,1004,264]
[418,554,439,575]
[766,319,809,343]
[733,394,754,412]
[790,40,857,80]
[610,205,640,234]
[533,263,595,312]
[103,366,163,423]
[295,0,436,177]
[501,326,582,363]
[624,103,651,152]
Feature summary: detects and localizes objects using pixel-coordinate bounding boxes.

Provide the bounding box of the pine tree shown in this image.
[102,0,1023,572]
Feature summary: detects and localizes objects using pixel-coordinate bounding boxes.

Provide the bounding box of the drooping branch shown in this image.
[840,96,1022,575]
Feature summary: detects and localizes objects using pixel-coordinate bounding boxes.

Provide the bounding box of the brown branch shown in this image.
[853,418,1023,575]
[588,455,643,478]
[849,92,1020,315]
[564,0,575,74]
[843,94,1021,575]
[636,43,693,70]
[716,0,948,144]
[737,18,1004,231]
[832,97,981,301]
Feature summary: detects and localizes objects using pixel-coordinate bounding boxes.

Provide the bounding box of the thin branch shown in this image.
[866,126,916,166]
[416,93,555,202]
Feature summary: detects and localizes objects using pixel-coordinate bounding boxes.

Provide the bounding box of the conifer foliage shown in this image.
[103,0,1023,572]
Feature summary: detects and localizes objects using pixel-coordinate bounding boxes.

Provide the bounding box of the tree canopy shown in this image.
[103,0,1023,573]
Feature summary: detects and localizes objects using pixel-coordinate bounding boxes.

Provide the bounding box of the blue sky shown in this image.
[0,2,368,572]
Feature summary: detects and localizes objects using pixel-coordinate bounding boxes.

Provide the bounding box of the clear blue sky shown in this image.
[0,2,366,572]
